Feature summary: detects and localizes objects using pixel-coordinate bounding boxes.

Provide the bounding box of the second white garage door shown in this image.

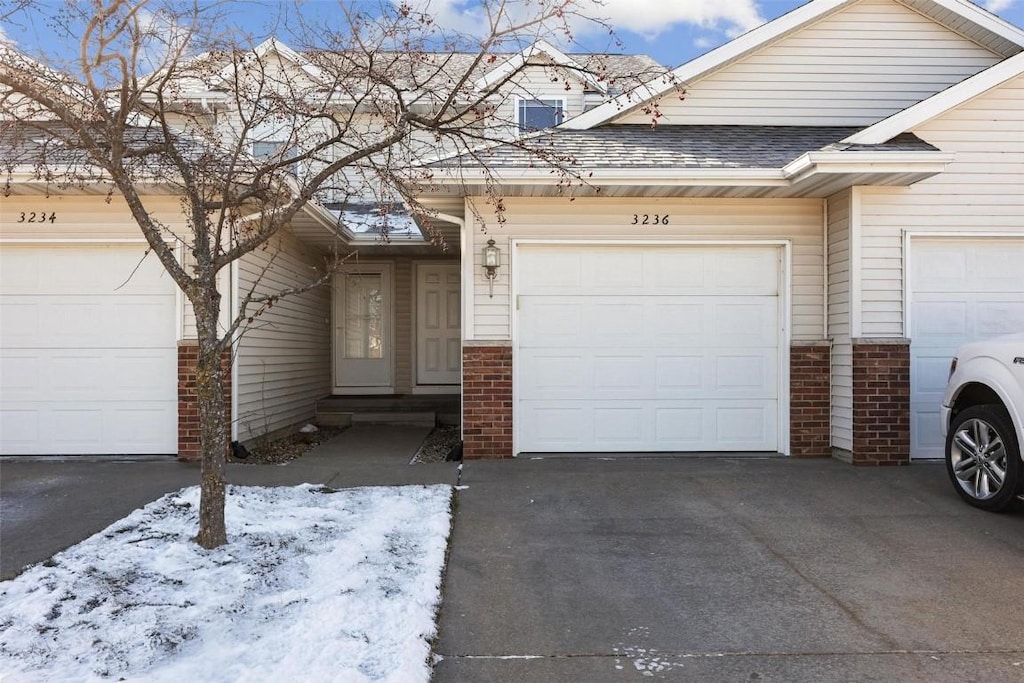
[516,244,782,453]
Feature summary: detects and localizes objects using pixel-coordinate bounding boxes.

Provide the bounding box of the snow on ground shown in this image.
[0,484,452,683]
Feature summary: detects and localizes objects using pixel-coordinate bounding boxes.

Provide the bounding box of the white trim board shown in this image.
[843,50,1024,145]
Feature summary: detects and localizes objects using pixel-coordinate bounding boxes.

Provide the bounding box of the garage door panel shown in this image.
[910,238,1024,459]
[0,247,171,296]
[519,348,776,401]
[518,245,779,297]
[0,403,177,455]
[521,297,777,349]
[520,399,778,452]
[1,349,176,402]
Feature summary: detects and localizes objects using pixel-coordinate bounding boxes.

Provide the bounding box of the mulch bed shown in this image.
[228,426,348,465]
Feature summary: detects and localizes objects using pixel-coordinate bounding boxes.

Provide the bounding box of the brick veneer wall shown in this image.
[178,342,232,462]
[790,342,831,458]
[462,343,513,459]
[848,339,910,466]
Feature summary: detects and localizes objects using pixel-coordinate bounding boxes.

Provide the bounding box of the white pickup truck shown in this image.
[941,332,1024,511]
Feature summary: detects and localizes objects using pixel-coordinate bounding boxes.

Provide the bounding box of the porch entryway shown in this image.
[332,258,461,396]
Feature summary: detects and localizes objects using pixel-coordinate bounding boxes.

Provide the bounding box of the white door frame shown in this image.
[903,231,1024,458]
[510,238,792,457]
[332,262,395,395]
[412,260,461,394]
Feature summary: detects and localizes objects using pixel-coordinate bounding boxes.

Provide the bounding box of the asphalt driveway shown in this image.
[3,446,1022,681]
[432,457,1024,682]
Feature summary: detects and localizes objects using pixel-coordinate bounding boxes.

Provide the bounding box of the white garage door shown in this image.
[0,245,178,455]
[516,244,781,453]
[910,238,1024,459]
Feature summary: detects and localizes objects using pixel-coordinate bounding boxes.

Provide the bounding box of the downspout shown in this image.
[822,199,829,341]
[434,211,467,445]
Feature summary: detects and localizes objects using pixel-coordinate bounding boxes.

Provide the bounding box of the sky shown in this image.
[1,0,1023,68]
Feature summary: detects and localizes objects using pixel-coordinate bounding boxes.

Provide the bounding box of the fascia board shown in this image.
[425,166,788,186]
[474,40,607,94]
[926,0,1024,48]
[842,51,1024,145]
[213,37,327,89]
[783,151,956,183]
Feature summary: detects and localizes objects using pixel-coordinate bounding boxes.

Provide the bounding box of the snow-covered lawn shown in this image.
[0,484,452,682]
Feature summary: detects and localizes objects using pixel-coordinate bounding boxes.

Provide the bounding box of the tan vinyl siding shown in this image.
[859,72,1024,336]
[827,189,853,451]
[0,195,184,240]
[614,0,1000,127]
[466,197,825,342]
[236,230,330,441]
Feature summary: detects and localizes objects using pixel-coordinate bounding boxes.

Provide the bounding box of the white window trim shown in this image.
[514,96,567,132]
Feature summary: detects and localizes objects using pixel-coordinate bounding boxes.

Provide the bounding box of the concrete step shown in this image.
[437,412,461,427]
[349,411,437,427]
[315,412,353,428]
[316,395,459,413]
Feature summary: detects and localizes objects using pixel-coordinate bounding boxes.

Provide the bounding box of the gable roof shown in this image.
[562,0,1024,131]
[473,39,608,93]
[842,48,1024,144]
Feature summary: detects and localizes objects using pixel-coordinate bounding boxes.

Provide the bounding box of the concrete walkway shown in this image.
[0,426,458,578]
[432,457,1024,682]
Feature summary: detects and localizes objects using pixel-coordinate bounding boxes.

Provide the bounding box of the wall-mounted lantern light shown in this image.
[483,238,500,298]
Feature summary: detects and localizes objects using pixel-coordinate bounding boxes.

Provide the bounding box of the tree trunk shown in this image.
[193,298,229,549]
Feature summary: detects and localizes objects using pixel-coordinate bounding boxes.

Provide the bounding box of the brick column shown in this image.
[848,338,910,466]
[790,341,831,458]
[462,342,513,459]
[177,342,232,462]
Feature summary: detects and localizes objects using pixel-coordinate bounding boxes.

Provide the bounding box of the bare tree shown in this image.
[0,0,668,548]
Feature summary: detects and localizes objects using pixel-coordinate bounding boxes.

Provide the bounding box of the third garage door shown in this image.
[909,237,1024,459]
[516,244,782,453]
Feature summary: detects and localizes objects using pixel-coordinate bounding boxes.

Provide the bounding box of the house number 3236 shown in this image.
[632,214,669,225]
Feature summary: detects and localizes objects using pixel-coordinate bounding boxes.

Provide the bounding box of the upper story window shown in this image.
[252,140,298,175]
[517,98,564,132]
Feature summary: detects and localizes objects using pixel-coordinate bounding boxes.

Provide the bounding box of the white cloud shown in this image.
[0,23,15,46]
[980,0,1016,12]
[573,0,765,39]
[391,0,766,43]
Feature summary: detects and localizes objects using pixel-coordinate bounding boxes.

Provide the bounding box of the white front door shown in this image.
[334,265,392,390]
[909,237,1024,459]
[516,244,782,454]
[416,263,461,386]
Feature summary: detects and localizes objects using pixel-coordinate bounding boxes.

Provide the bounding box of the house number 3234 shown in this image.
[17,211,57,223]
[632,214,669,225]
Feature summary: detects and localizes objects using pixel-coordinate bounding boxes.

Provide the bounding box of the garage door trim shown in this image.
[510,238,792,456]
[0,239,183,455]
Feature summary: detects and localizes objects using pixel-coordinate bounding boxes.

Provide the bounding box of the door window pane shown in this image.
[343,274,383,359]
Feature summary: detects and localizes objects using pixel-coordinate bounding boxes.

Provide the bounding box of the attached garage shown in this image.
[908,237,1024,459]
[0,244,178,455]
[515,243,785,454]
